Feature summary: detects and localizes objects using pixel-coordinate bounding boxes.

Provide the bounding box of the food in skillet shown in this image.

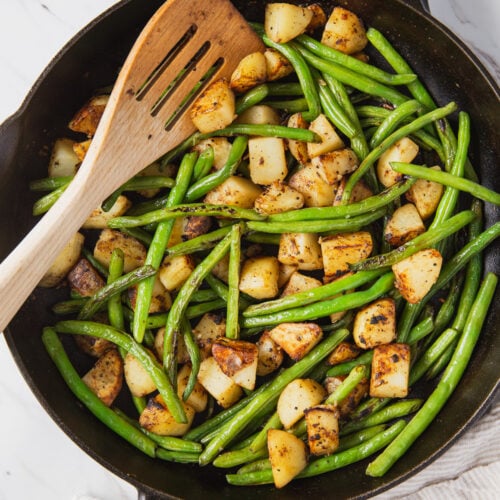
[31,3,499,489]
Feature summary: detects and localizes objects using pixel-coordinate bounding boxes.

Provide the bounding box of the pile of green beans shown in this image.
[33,8,499,493]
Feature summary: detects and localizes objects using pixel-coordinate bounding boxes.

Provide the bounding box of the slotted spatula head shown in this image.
[0,0,263,332]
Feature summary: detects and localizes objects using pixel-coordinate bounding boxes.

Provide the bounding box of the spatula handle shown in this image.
[0,170,105,332]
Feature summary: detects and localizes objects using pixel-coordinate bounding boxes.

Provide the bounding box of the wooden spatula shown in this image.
[0,0,263,332]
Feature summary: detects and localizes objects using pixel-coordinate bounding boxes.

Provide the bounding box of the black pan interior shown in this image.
[1,1,498,499]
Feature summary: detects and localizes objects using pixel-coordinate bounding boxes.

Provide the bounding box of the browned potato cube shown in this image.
[280,271,322,297]
[333,177,373,205]
[353,297,396,349]
[236,105,281,125]
[193,312,227,358]
[230,51,267,94]
[264,48,294,81]
[327,341,361,366]
[67,258,105,297]
[278,232,323,271]
[128,276,171,314]
[239,256,280,300]
[288,164,337,207]
[392,248,443,303]
[193,138,231,171]
[377,137,419,188]
[277,263,298,288]
[83,195,132,229]
[406,166,444,220]
[306,3,327,32]
[159,254,196,292]
[384,203,426,246]
[307,114,344,158]
[287,113,309,164]
[324,376,369,418]
[73,139,91,162]
[310,148,358,185]
[154,327,190,364]
[176,364,208,413]
[82,348,123,407]
[370,343,410,398]
[256,330,284,376]
[68,95,109,137]
[139,395,195,436]
[321,7,367,54]
[319,231,373,278]
[265,3,313,44]
[304,404,339,456]
[74,335,114,358]
[94,229,146,273]
[204,176,262,208]
[248,136,288,185]
[269,322,323,361]
[254,181,304,215]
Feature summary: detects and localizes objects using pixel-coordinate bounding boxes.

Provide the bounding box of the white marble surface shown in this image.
[0,1,498,499]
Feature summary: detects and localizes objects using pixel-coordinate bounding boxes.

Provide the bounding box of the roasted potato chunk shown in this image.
[82,195,132,230]
[94,229,146,273]
[74,335,114,358]
[278,232,323,271]
[68,94,109,137]
[176,364,208,413]
[277,263,298,288]
[406,166,444,220]
[230,51,267,94]
[124,350,157,397]
[324,375,369,418]
[333,177,373,205]
[263,48,294,81]
[254,181,304,215]
[305,404,339,456]
[67,258,105,297]
[256,330,284,376]
[236,104,281,126]
[48,138,80,178]
[265,3,313,43]
[377,137,419,188]
[128,275,171,314]
[139,395,195,436]
[280,271,321,297]
[384,203,425,246]
[82,348,123,407]
[248,136,288,185]
[159,254,196,292]
[193,137,232,171]
[193,312,227,358]
[310,148,359,185]
[326,342,361,366]
[306,3,327,32]
[353,297,396,349]
[321,7,367,54]
[307,113,344,158]
[370,343,410,398]
[288,164,337,207]
[269,322,323,361]
[239,256,280,300]
[204,175,262,208]
[287,113,310,164]
[154,326,190,365]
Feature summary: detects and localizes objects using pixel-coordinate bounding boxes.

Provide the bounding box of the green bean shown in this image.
[267,178,415,222]
[291,42,408,106]
[246,206,387,234]
[340,399,423,436]
[425,341,456,380]
[245,232,281,245]
[236,457,272,475]
[109,203,263,229]
[350,210,476,271]
[406,316,435,345]
[326,351,373,378]
[165,225,233,257]
[190,289,219,303]
[32,183,69,215]
[242,273,394,329]
[107,249,125,331]
[184,135,248,202]
[163,233,232,377]
[192,146,214,182]
[235,84,270,114]
[52,298,88,315]
[55,320,187,423]
[262,35,321,121]
[370,100,422,148]
[30,176,72,191]
[181,318,201,401]
[244,269,385,317]
[125,193,170,216]
[392,164,500,206]
[199,329,349,465]
[341,102,457,204]
[266,82,304,96]
[296,34,417,86]
[78,265,156,320]
[249,412,282,454]
[118,227,153,247]
[155,448,201,463]
[226,223,243,339]
[82,247,109,278]
[213,445,269,469]
[265,97,308,113]
[226,420,406,485]
[41,327,157,457]
[367,273,498,476]
[185,298,226,319]
[133,152,196,343]
[348,398,391,423]
[121,176,175,191]
[199,124,319,142]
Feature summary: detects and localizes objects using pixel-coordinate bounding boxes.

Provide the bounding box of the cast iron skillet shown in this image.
[0,1,498,498]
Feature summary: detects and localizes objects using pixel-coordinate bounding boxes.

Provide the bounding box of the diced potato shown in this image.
[74,335,113,358]
[288,164,337,207]
[281,271,321,297]
[239,256,280,300]
[278,263,298,288]
[48,138,80,177]
[124,350,157,397]
[190,78,235,134]
[193,312,227,358]
[263,48,294,81]
[94,229,146,273]
[333,177,373,206]
[406,166,444,220]
[353,298,396,349]
[254,180,304,215]
[67,258,105,297]
[158,254,196,292]
[139,395,195,436]
[197,356,243,408]
[324,376,369,418]
[306,3,327,32]
[82,348,123,406]
[319,231,373,278]
[287,113,309,165]
[237,104,281,126]
[277,378,326,429]
[392,248,443,303]
[204,175,262,208]
[304,404,339,456]
[370,343,410,398]
[211,252,230,283]
[327,341,361,366]
[73,139,91,162]
[68,94,109,137]
[384,203,425,246]
[176,364,208,413]
[256,330,284,376]
[278,232,323,271]
[39,232,84,287]
[269,322,323,361]
[182,216,213,240]
[82,195,132,229]
[166,217,185,248]
[377,137,419,188]
[307,114,344,158]
[129,275,171,314]
[265,3,314,43]
[230,51,267,94]
[310,148,359,185]
[154,326,190,364]
[321,7,367,54]
[193,137,232,171]
[212,338,259,390]
[248,137,288,185]
[268,429,308,489]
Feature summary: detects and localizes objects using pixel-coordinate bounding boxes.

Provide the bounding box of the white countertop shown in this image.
[0,1,498,499]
